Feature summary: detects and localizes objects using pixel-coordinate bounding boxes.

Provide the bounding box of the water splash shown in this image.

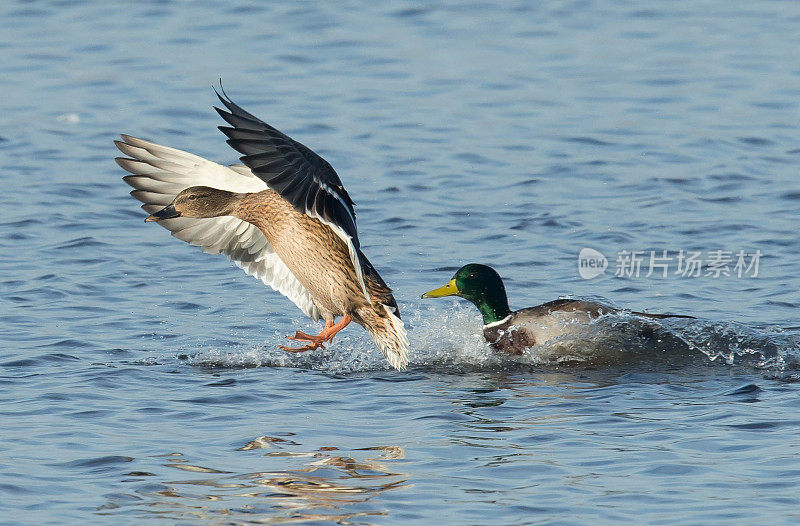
[669,320,800,374]
[188,302,800,378]
[188,303,500,373]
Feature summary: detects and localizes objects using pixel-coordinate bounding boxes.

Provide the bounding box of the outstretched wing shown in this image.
[115,135,321,320]
[214,90,368,299]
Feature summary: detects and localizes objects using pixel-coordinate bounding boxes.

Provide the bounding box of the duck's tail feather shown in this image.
[359,304,410,371]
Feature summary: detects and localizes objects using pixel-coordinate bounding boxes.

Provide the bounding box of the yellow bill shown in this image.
[421,278,460,298]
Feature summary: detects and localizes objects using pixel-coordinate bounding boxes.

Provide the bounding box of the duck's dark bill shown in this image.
[145,204,181,222]
[421,278,460,298]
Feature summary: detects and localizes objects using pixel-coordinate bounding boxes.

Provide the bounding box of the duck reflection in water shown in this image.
[98,440,408,523]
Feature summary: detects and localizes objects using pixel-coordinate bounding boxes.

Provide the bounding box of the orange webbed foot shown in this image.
[279,316,353,355]
[290,331,323,341]
[279,342,325,353]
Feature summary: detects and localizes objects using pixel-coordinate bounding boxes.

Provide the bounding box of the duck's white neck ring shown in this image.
[483,315,512,329]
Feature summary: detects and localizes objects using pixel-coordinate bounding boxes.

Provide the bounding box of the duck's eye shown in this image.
[187,194,197,201]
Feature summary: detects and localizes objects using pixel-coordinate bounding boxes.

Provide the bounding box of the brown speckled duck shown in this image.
[422,264,693,354]
[116,90,409,370]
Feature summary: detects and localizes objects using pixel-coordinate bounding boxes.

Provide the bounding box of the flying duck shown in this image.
[116,90,409,370]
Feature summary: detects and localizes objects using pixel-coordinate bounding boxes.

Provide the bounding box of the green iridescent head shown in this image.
[422,263,512,324]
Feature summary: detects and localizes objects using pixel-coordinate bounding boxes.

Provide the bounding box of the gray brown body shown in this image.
[483,299,614,354]
[482,298,693,354]
[235,190,396,327]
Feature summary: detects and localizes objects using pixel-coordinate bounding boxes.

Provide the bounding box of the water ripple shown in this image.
[3,0,800,523]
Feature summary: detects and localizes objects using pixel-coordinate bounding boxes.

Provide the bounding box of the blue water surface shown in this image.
[2,1,800,523]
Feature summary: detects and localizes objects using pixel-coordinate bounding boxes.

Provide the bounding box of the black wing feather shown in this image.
[214,89,360,250]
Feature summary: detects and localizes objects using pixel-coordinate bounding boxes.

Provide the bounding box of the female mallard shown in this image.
[422,263,693,354]
[116,91,409,370]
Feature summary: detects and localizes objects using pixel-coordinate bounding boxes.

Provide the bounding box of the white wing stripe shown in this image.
[317,178,357,231]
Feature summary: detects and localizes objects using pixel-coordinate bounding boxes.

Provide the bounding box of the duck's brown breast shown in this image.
[483,318,535,355]
[235,190,367,318]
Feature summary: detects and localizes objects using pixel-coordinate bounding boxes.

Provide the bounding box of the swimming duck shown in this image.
[116,90,409,370]
[422,264,693,354]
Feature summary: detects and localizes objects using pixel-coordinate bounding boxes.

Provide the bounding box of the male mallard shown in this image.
[422,263,693,354]
[116,90,409,370]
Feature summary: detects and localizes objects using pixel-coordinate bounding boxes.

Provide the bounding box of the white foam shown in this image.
[185,303,800,376]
